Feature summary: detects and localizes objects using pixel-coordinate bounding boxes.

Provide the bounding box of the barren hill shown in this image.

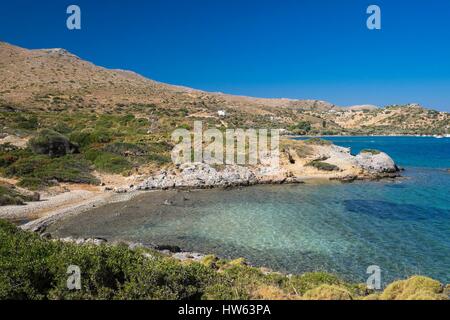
[0,41,449,135]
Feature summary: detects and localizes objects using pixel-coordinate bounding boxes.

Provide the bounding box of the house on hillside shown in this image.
[217,110,227,117]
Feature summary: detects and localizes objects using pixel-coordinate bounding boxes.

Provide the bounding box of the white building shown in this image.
[217,110,226,117]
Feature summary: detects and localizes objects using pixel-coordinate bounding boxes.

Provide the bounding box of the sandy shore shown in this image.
[0,186,145,232]
[0,189,103,222]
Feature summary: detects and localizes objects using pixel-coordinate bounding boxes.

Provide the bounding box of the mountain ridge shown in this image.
[0,41,448,135]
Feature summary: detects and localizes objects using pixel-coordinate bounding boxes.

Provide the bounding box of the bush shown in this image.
[360,149,381,155]
[289,121,312,135]
[304,138,332,146]
[52,122,72,135]
[17,177,52,190]
[5,155,98,186]
[0,220,447,300]
[288,272,343,295]
[4,155,50,177]
[0,220,214,300]
[28,129,79,157]
[302,284,353,300]
[0,185,37,206]
[307,160,339,171]
[14,114,38,130]
[379,276,448,300]
[69,130,112,148]
[103,142,146,157]
[84,150,131,174]
[36,156,99,184]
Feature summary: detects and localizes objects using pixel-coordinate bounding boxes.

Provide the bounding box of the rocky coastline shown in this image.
[17,140,401,233]
[126,143,400,192]
[43,233,212,264]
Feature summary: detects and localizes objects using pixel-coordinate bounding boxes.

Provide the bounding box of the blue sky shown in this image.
[1,0,450,111]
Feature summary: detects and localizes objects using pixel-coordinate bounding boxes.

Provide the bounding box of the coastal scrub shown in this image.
[0,220,447,300]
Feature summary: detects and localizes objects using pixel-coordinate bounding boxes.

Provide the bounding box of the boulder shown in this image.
[28,129,79,157]
[134,162,257,191]
[355,151,399,174]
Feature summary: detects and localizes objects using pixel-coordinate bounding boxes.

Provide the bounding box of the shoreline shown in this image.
[15,172,401,233]
[23,179,448,287]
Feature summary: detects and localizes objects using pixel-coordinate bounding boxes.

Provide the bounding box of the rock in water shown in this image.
[355,151,399,174]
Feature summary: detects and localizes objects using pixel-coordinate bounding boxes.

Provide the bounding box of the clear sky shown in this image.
[1,0,450,111]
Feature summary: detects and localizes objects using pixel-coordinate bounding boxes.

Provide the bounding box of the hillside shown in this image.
[0,41,447,193]
[1,41,448,136]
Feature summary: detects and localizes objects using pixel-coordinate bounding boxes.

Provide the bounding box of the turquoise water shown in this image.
[50,137,450,285]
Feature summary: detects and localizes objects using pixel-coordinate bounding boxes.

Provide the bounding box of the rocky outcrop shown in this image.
[355,151,399,175]
[133,143,400,192]
[135,163,258,190]
[52,235,208,262]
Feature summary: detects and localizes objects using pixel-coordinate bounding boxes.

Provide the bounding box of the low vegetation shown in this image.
[0,109,173,189]
[360,149,382,155]
[1,153,99,190]
[280,140,314,159]
[304,138,333,146]
[288,121,312,135]
[307,160,340,171]
[0,184,38,206]
[0,220,447,300]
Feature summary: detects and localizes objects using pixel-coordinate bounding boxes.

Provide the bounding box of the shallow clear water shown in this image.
[49,137,450,284]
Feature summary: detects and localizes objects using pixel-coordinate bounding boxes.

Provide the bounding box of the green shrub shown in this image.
[0,220,214,300]
[119,114,135,125]
[379,276,448,300]
[146,153,172,165]
[0,185,37,206]
[0,143,18,153]
[52,122,72,135]
[37,156,99,184]
[360,149,382,155]
[5,155,98,185]
[302,284,353,300]
[4,155,51,177]
[0,220,447,300]
[304,138,333,146]
[17,177,52,190]
[288,272,343,295]
[307,160,339,171]
[289,121,312,135]
[0,153,19,168]
[84,150,131,174]
[103,142,146,157]
[69,130,112,148]
[14,114,39,130]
